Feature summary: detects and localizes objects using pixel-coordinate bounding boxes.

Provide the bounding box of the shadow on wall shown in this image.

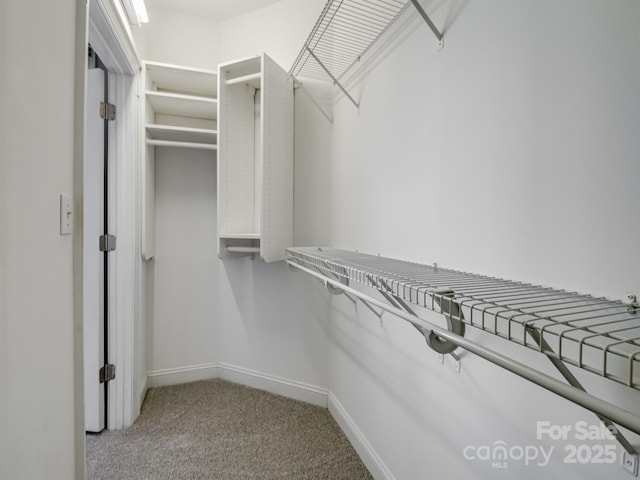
[441,0,469,34]
[328,292,478,456]
[292,82,335,244]
[220,257,255,324]
[219,257,331,382]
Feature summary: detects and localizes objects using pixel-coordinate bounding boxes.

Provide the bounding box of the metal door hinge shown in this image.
[99,234,116,252]
[100,102,116,121]
[99,364,115,383]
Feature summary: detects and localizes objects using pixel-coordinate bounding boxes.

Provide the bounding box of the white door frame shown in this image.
[87,0,142,430]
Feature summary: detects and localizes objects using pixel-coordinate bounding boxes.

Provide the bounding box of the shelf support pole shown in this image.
[306,47,360,108]
[527,327,638,456]
[409,0,443,45]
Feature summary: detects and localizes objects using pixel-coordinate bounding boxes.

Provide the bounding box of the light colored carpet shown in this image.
[86,379,373,479]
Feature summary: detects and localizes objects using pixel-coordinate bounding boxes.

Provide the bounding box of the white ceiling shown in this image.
[145,0,286,21]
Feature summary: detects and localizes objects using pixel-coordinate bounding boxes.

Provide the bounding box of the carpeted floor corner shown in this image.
[86,379,373,479]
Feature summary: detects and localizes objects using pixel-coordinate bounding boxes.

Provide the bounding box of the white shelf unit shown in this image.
[217,54,293,263]
[141,61,218,260]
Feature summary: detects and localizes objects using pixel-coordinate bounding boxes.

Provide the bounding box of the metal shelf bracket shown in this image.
[429,290,465,353]
[306,47,360,109]
[527,326,639,459]
[324,269,385,320]
[409,0,444,48]
[377,281,464,355]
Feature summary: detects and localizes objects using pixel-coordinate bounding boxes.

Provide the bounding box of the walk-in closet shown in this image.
[1,1,639,479]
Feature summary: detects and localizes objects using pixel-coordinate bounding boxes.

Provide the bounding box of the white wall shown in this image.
[218,0,323,70]
[326,0,640,478]
[0,0,86,478]
[135,8,221,70]
[147,148,218,377]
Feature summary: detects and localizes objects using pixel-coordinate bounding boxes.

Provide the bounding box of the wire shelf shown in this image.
[287,247,640,390]
[289,0,411,105]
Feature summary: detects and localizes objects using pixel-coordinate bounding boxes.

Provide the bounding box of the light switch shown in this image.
[60,194,73,235]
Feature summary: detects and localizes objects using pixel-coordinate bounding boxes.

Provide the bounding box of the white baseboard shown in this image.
[146,363,219,388]
[145,362,327,407]
[218,363,328,408]
[329,392,395,480]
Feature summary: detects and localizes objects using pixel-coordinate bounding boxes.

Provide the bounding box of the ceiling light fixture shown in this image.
[122,0,149,25]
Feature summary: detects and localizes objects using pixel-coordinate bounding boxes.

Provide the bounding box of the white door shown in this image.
[84,67,106,432]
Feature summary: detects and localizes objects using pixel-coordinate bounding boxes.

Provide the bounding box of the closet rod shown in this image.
[226,246,260,254]
[287,260,640,436]
[146,139,217,150]
[225,73,262,86]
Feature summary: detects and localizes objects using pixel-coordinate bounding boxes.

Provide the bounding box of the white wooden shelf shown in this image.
[223,56,261,81]
[146,124,217,144]
[146,91,217,120]
[217,53,293,263]
[146,139,217,150]
[141,61,218,260]
[145,61,218,98]
[219,233,261,239]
